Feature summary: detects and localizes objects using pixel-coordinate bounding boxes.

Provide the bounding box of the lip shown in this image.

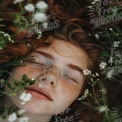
[25,86,53,101]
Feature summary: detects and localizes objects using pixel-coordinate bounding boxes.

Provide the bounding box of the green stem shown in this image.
[19,3,24,14]
[0,91,7,96]
[92,86,101,106]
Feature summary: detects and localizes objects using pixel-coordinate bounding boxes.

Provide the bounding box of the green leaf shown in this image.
[7,83,15,90]
[7,106,18,115]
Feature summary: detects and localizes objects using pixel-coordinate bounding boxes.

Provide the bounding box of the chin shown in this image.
[16,98,55,115]
[9,96,70,115]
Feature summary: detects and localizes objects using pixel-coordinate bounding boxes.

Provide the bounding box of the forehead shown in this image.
[34,39,90,69]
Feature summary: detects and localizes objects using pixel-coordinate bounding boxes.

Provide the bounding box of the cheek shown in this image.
[57,80,83,103]
[9,65,42,81]
[52,81,83,113]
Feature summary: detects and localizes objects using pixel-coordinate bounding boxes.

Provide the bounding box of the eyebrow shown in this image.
[33,51,83,74]
[67,64,83,75]
[33,51,54,59]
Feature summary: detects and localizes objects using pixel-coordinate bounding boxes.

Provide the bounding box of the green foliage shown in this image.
[7,74,35,95]
[0,104,18,120]
[0,18,5,27]
[0,74,35,97]
[0,31,14,49]
[110,104,122,122]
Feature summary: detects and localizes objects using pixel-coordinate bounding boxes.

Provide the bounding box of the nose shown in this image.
[36,74,57,86]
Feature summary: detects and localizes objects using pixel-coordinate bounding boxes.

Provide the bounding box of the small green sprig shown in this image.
[7,74,35,96]
[0,31,14,50]
[0,74,34,121]
[12,0,49,34]
[0,104,18,120]
[99,26,122,81]
[0,74,35,97]
[0,104,27,121]
[79,70,110,121]
[110,104,122,122]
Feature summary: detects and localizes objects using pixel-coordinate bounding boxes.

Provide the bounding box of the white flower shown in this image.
[13,0,24,4]
[88,6,92,9]
[7,113,17,122]
[91,1,96,4]
[109,28,113,31]
[37,33,42,39]
[24,4,35,12]
[106,69,114,78]
[5,34,13,42]
[78,89,89,100]
[83,69,91,75]
[84,89,89,96]
[99,106,107,113]
[0,31,5,34]
[99,62,107,70]
[20,92,32,104]
[17,109,26,115]
[94,34,99,39]
[0,31,13,42]
[108,57,113,64]
[33,13,48,22]
[95,72,99,76]
[113,41,120,48]
[36,1,48,11]
[0,79,5,87]
[42,22,48,29]
[19,117,29,122]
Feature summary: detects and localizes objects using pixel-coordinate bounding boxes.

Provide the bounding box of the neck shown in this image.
[5,97,52,122]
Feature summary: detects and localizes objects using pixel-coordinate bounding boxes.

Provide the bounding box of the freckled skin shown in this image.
[5,39,89,115]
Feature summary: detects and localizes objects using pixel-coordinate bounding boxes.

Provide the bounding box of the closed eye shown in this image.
[64,74,77,83]
[26,60,45,67]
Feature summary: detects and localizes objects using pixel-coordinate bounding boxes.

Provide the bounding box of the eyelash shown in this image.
[63,74,77,83]
[27,60,45,67]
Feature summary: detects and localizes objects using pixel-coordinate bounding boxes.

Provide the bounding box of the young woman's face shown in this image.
[6,39,89,115]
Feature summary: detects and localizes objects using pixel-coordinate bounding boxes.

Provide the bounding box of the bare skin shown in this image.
[5,39,90,122]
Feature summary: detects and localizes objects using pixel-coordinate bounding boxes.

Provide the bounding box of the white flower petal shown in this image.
[42,22,48,29]
[18,109,26,115]
[99,106,107,112]
[83,69,91,75]
[91,1,96,4]
[99,62,107,70]
[21,101,26,105]
[36,1,48,10]
[20,92,32,103]
[113,41,120,48]
[106,69,114,78]
[95,72,99,76]
[7,113,17,122]
[33,13,47,22]
[24,4,35,12]
[109,28,113,31]
[13,0,24,4]
[108,57,113,64]
[94,34,99,39]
